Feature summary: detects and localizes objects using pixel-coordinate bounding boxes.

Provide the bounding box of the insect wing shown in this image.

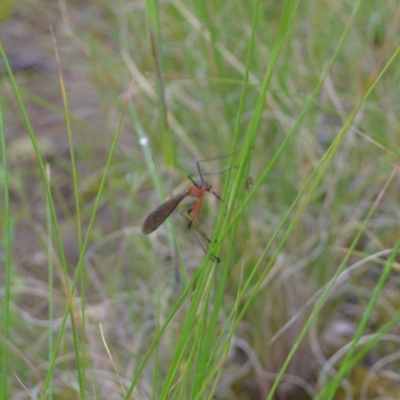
[142,191,188,234]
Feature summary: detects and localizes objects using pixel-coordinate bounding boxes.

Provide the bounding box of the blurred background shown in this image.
[1,1,400,399]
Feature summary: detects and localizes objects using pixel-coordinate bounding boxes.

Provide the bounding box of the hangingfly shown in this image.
[141,153,240,262]
[141,176,222,238]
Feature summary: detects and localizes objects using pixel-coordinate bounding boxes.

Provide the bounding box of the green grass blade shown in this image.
[0,75,11,400]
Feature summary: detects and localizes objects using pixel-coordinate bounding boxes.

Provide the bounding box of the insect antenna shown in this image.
[194,149,242,183]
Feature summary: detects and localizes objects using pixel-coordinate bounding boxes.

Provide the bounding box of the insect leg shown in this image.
[180,202,220,262]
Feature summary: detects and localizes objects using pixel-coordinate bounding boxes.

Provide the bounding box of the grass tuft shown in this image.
[1,1,400,399]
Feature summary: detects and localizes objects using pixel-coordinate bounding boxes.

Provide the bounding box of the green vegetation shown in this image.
[1,0,400,399]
